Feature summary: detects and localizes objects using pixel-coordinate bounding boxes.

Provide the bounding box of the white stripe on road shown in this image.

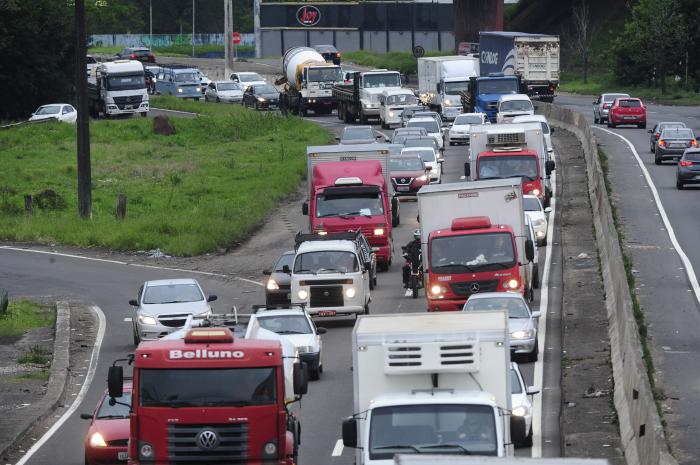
[531,155,558,458]
[16,305,106,465]
[331,439,344,457]
[150,107,198,116]
[0,246,264,287]
[593,126,700,304]
[124,317,132,322]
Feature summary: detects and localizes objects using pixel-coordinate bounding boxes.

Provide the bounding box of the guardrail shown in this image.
[539,103,676,465]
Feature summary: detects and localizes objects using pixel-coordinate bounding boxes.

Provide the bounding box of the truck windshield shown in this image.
[363,73,401,88]
[477,155,539,181]
[308,67,343,82]
[107,74,146,91]
[294,251,359,274]
[430,232,516,272]
[316,193,384,218]
[477,79,519,94]
[444,81,470,94]
[139,368,277,407]
[369,404,498,459]
[500,100,533,112]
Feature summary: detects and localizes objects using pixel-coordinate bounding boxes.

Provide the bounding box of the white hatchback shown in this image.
[510,114,555,157]
[523,194,551,246]
[446,112,488,146]
[29,104,77,124]
[406,116,444,150]
[511,361,539,447]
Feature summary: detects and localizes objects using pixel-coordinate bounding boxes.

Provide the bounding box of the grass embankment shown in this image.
[0,97,330,255]
[560,71,700,105]
[0,300,55,338]
[89,44,254,57]
[343,50,453,75]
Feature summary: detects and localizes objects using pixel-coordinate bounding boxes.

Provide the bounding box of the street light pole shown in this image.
[149,0,152,46]
[192,0,195,57]
[75,0,92,219]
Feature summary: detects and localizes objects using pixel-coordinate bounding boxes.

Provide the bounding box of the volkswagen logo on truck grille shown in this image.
[469,283,480,293]
[196,429,220,450]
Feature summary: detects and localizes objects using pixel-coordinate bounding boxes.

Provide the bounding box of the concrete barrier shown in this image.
[539,103,677,465]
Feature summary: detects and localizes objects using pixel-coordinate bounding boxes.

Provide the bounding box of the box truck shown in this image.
[417,56,479,120]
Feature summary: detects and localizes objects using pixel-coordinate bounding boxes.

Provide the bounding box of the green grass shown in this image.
[560,71,700,105]
[0,300,55,338]
[17,345,51,365]
[0,97,330,256]
[88,44,253,58]
[8,370,50,382]
[343,50,453,75]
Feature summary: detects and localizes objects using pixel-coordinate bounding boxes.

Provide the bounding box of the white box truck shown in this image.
[418,56,479,120]
[393,455,611,465]
[467,123,555,206]
[342,311,523,463]
[417,180,535,311]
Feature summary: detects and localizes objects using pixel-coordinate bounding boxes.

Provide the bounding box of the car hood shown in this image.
[258,93,279,99]
[270,271,292,286]
[139,301,210,317]
[278,333,318,350]
[392,170,425,178]
[525,211,546,223]
[29,114,58,121]
[451,124,472,132]
[90,417,130,443]
[509,317,534,332]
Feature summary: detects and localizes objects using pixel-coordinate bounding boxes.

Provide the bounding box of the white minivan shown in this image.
[497,94,534,123]
[379,89,418,129]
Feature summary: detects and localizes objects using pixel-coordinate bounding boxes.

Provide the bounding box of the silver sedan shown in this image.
[204,80,244,104]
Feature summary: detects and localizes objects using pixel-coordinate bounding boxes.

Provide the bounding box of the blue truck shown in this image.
[478,31,560,102]
[460,74,522,123]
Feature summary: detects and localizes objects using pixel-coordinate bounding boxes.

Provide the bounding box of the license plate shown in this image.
[118,452,128,461]
[125,105,133,110]
[318,310,336,317]
[397,186,410,192]
[623,116,637,120]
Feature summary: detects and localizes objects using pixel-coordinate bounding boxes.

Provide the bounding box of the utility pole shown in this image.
[75,0,92,219]
[224,0,233,78]
[192,0,195,57]
[254,0,261,59]
[149,0,152,46]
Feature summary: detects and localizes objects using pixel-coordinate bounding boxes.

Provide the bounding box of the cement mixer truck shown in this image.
[277,47,344,116]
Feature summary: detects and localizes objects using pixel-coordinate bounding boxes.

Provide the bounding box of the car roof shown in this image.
[511,114,547,123]
[602,92,630,98]
[404,136,436,141]
[236,72,263,76]
[408,117,438,123]
[214,80,237,85]
[144,278,201,287]
[499,93,531,102]
[466,291,526,301]
[657,122,686,127]
[402,147,433,153]
[254,308,310,317]
[392,153,423,159]
[296,240,357,254]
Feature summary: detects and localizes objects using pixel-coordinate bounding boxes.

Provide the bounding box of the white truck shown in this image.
[418,56,479,121]
[277,46,344,116]
[87,60,149,118]
[393,456,611,465]
[333,70,404,124]
[467,123,555,207]
[342,311,523,463]
[417,180,535,311]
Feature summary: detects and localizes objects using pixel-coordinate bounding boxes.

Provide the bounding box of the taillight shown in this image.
[336,52,341,57]
[655,131,660,138]
[658,140,666,147]
[603,103,610,109]
[690,140,698,147]
[679,160,693,167]
[130,54,137,59]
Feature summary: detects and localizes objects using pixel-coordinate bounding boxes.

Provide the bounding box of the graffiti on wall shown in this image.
[89,33,255,48]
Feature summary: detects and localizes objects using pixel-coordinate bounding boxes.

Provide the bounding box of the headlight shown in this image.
[345,287,357,298]
[533,219,546,226]
[373,228,384,236]
[512,405,528,417]
[263,441,277,456]
[317,230,327,236]
[418,175,427,181]
[444,99,451,105]
[139,442,154,459]
[536,231,544,238]
[505,279,519,290]
[267,279,279,291]
[177,88,183,93]
[297,289,309,300]
[511,329,533,339]
[389,111,395,117]
[196,87,201,92]
[89,432,107,448]
[430,284,445,296]
[257,97,266,102]
[531,188,541,196]
[138,314,157,325]
[297,345,315,353]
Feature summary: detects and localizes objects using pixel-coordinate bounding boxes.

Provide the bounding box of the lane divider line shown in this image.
[0,246,264,287]
[331,439,344,457]
[15,305,106,465]
[150,107,198,116]
[593,127,700,305]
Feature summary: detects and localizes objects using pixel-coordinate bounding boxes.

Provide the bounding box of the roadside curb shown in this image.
[0,301,71,460]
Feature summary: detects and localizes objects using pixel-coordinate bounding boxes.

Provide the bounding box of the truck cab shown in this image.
[155,66,202,100]
[290,232,372,318]
[87,60,149,118]
[379,89,419,129]
[496,94,534,123]
[358,70,403,120]
[462,75,521,123]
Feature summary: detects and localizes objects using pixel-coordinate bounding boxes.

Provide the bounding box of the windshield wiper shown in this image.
[295,269,317,275]
[316,268,346,274]
[432,263,476,272]
[420,444,472,454]
[96,414,129,419]
[156,300,191,304]
[373,444,421,452]
[275,330,308,335]
[158,401,198,408]
[339,211,373,218]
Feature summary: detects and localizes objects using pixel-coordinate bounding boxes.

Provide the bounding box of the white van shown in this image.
[496,94,534,123]
[379,89,418,129]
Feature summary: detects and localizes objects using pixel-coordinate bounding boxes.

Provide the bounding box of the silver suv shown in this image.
[593,93,630,124]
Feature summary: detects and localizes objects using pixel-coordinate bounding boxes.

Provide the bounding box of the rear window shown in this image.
[684,151,700,162]
[604,94,628,102]
[618,99,641,108]
[662,129,694,139]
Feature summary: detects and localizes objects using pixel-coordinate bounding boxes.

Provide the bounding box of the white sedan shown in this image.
[446,112,488,146]
[523,194,551,246]
[205,80,244,104]
[29,104,77,123]
[511,361,539,447]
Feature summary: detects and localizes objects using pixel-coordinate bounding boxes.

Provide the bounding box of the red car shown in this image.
[81,384,131,465]
[607,97,646,129]
[390,154,431,196]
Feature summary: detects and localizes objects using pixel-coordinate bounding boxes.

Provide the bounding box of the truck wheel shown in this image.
[141,112,148,118]
[364,303,370,315]
[308,363,320,381]
[532,263,540,289]
[133,330,140,347]
[528,339,539,363]
[360,112,368,124]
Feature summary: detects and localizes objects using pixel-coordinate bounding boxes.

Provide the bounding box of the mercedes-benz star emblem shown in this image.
[469,283,480,293]
[323,290,330,297]
[196,429,219,450]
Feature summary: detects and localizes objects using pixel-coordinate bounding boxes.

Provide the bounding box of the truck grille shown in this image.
[310,285,344,307]
[168,423,248,464]
[113,95,143,109]
[449,279,500,296]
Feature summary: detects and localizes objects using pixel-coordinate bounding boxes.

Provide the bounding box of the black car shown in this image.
[263,251,295,306]
[676,148,700,189]
[313,45,341,65]
[243,84,280,110]
[115,47,156,63]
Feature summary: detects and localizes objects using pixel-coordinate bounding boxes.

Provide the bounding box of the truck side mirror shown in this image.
[108,365,124,399]
[262,270,272,276]
[80,413,93,420]
[545,160,555,175]
[207,295,218,302]
[293,362,308,396]
[282,265,291,274]
[302,202,309,216]
[525,239,535,262]
[129,299,138,306]
[317,327,327,335]
[550,127,555,134]
[464,163,471,178]
[342,417,358,448]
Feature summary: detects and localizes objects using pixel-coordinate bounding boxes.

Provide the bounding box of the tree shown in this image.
[570,1,595,83]
[0,0,76,120]
[85,1,144,34]
[612,0,687,93]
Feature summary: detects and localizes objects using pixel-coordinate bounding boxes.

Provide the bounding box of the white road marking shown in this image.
[0,246,264,287]
[531,155,558,458]
[404,289,412,297]
[150,107,198,116]
[15,305,106,465]
[593,127,700,306]
[123,317,132,322]
[331,439,344,457]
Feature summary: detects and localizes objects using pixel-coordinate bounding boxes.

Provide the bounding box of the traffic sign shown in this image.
[413,45,425,59]
[233,32,241,45]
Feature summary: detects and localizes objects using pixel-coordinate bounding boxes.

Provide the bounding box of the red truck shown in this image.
[303,144,399,270]
[106,321,308,465]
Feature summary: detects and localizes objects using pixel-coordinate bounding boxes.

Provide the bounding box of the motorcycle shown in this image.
[402,246,424,299]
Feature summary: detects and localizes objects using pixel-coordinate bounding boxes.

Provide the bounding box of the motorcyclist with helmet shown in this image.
[402,230,422,289]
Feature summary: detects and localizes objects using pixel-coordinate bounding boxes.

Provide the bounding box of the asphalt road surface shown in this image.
[556,94,700,464]
[3,106,563,465]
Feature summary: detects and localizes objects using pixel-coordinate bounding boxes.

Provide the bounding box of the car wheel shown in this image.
[639,122,646,129]
[528,338,539,363]
[373,274,378,289]
[216,97,220,103]
[655,155,662,165]
[540,236,547,247]
[369,274,375,290]
[449,141,454,146]
[255,102,259,111]
[532,263,540,289]
[594,114,599,124]
[651,143,655,153]
[677,179,684,189]
[522,427,533,447]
